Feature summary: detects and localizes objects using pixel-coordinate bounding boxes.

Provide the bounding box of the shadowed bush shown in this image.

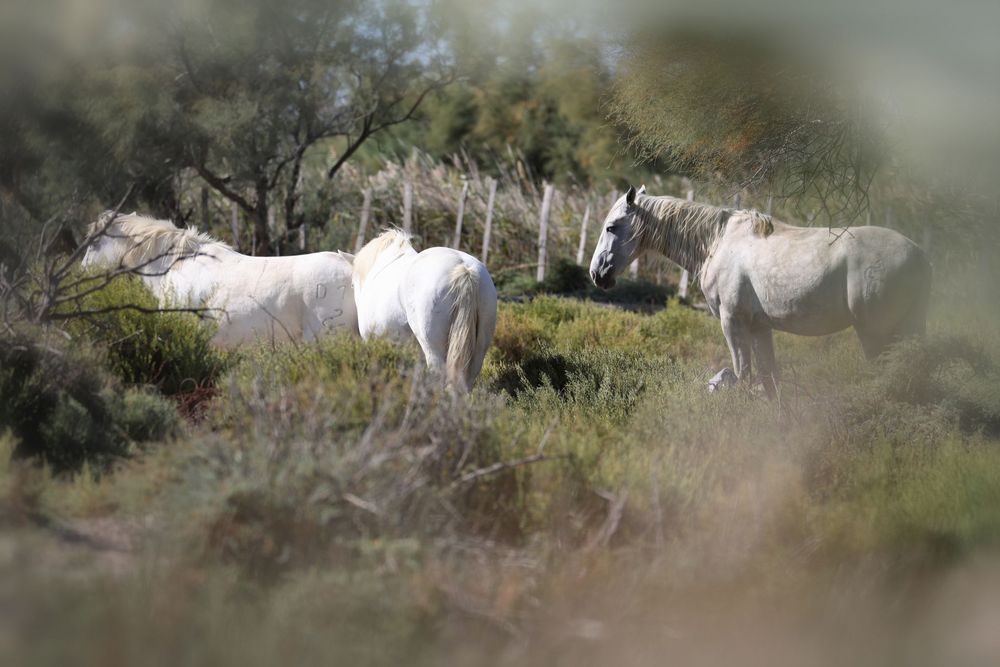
[0,329,180,474]
[494,259,673,307]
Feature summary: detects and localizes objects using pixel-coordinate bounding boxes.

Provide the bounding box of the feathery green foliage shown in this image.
[62,276,231,396]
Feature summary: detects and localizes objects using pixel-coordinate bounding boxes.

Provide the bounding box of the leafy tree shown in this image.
[165,0,451,253]
[0,0,451,255]
[396,14,643,187]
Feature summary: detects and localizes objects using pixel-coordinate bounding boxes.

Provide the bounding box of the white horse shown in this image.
[81,212,357,347]
[352,230,497,391]
[590,186,932,396]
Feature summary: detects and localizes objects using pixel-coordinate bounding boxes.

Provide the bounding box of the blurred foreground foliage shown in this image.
[3,276,1000,663]
[0,328,179,474]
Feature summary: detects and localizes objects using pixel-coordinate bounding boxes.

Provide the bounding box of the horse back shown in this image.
[710,223,929,336]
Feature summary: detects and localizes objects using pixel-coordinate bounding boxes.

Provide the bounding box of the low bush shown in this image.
[494,257,672,306]
[0,328,180,474]
[540,256,591,293]
[63,275,232,396]
[168,336,527,582]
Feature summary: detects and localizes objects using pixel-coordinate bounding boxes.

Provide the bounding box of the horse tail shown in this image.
[445,263,480,391]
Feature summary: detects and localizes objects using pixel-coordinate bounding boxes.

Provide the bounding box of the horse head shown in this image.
[589,184,645,289]
[81,212,131,270]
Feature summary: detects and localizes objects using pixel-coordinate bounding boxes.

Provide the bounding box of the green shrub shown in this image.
[486,296,725,367]
[0,328,180,473]
[495,264,673,308]
[589,277,672,307]
[540,257,590,293]
[488,305,555,364]
[64,275,232,396]
[493,271,541,298]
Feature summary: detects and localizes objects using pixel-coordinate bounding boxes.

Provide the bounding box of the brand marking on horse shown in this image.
[864,258,885,300]
[322,310,344,329]
[316,283,327,299]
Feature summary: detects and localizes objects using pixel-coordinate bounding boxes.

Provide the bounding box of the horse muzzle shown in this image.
[590,266,616,290]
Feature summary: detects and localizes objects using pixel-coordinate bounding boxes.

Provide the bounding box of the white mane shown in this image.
[89,212,231,268]
[630,195,773,275]
[353,229,413,286]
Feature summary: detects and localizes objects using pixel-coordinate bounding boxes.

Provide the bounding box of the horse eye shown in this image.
[606,225,615,233]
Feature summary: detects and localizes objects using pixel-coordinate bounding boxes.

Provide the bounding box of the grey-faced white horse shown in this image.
[590,186,931,396]
[81,213,357,347]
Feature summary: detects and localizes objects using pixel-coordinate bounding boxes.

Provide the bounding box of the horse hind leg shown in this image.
[412,328,448,376]
[856,291,929,360]
[752,328,778,399]
[896,287,929,339]
[463,300,497,390]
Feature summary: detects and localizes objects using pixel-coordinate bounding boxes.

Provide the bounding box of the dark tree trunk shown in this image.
[284,152,304,236]
[252,183,272,255]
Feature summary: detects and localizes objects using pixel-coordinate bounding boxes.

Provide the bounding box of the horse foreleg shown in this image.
[752,328,778,399]
[720,313,752,381]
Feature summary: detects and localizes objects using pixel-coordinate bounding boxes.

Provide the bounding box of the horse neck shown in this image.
[126,232,222,300]
[361,246,416,288]
[634,196,727,274]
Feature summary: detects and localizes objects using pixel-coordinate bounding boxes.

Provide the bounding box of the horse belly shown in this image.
[753,265,853,336]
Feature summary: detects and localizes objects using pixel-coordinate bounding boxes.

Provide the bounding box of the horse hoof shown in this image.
[707,368,738,393]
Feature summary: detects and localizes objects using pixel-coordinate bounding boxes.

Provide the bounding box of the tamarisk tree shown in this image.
[169,0,452,253]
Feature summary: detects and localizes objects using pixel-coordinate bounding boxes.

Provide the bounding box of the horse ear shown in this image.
[625,185,637,207]
[637,184,646,195]
[338,251,355,264]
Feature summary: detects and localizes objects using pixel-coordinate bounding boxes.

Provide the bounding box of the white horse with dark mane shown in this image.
[352,230,497,391]
[81,212,357,347]
[590,186,931,396]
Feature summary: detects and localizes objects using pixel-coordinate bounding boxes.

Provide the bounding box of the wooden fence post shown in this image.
[452,180,468,249]
[300,224,308,252]
[230,201,240,250]
[733,192,742,209]
[402,181,413,234]
[536,183,554,282]
[480,177,497,264]
[766,193,773,215]
[576,203,591,265]
[354,188,373,253]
